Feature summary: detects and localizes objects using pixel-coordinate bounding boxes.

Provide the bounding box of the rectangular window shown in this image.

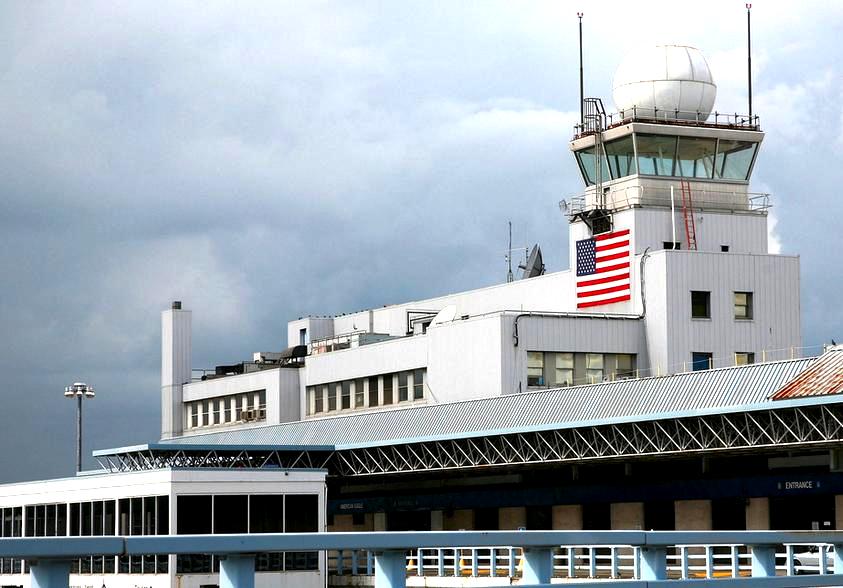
[734,291,753,320]
[692,352,713,371]
[615,354,635,379]
[663,241,680,250]
[57,504,67,536]
[314,386,324,414]
[176,496,212,535]
[691,290,711,319]
[327,385,337,411]
[368,376,379,407]
[676,136,716,178]
[202,401,210,426]
[214,400,222,424]
[306,387,315,415]
[299,328,307,346]
[258,390,266,411]
[398,372,409,402]
[249,495,283,533]
[190,403,199,428]
[714,140,757,180]
[129,498,141,535]
[636,134,677,176]
[214,495,248,534]
[604,135,637,178]
[555,353,574,386]
[354,379,365,408]
[118,499,129,535]
[586,353,604,383]
[527,351,544,387]
[341,381,351,409]
[413,368,425,400]
[575,147,610,186]
[284,495,319,571]
[224,397,231,422]
[721,245,730,252]
[103,501,115,536]
[735,352,755,365]
[25,506,34,537]
[383,375,394,405]
[92,501,103,536]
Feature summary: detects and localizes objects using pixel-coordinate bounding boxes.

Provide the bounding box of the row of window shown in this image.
[527,352,636,388]
[1,497,169,576]
[186,389,267,430]
[691,351,756,371]
[306,369,426,416]
[691,291,753,320]
[575,134,757,186]
[177,494,319,573]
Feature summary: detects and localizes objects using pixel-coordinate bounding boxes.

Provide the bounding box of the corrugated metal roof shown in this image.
[771,347,843,400]
[162,357,817,451]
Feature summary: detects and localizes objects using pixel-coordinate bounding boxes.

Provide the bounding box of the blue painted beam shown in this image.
[0,537,123,558]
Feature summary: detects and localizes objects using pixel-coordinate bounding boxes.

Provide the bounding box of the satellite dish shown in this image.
[519,245,545,279]
[430,305,457,326]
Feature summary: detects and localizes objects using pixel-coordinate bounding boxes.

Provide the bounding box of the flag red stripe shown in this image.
[596,239,629,252]
[576,283,630,298]
[577,272,630,288]
[577,294,632,308]
[594,229,630,241]
[596,250,629,263]
[596,261,630,274]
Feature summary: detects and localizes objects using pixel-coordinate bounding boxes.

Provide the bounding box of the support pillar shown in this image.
[374,512,387,531]
[30,560,71,588]
[430,510,443,531]
[833,544,843,575]
[639,547,666,580]
[219,554,255,588]
[746,497,770,530]
[521,548,552,584]
[375,551,407,588]
[750,545,776,577]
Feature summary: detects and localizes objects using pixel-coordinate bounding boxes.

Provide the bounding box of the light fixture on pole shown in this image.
[64,382,95,473]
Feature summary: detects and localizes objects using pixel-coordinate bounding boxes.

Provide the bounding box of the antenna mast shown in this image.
[507,221,514,283]
[746,3,753,119]
[578,12,584,127]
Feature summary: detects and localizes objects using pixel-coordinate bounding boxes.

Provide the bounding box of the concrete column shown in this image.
[499,507,526,530]
[330,514,354,531]
[835,495,843,530]
[430,510,444,531]
[640,547,666,580]
[219,555,255,588]
[746,497,770,530]
[444,509,474,530]
[750,545,776,577]
[611,502,644,530]
[552,505,583,530]
[161,303,191,439]
[375,551,407,588]
[30,560,71,588]
[374,512,387,531]
[675,499,712,530]
[521,548,553,584]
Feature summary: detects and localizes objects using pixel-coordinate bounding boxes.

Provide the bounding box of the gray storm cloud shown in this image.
[0,0,841,482]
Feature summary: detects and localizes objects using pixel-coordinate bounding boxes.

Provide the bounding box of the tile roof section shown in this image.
[771,347,843,400]
[160,357,817,451]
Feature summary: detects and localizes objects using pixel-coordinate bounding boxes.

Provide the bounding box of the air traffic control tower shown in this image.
[566,45,799,374]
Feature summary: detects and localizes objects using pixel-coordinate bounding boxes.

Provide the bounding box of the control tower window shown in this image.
[676,137,716,178]
[636,134,677,176]
[575,148,610,186]
[714,140,757,180]
[604,135,637,178]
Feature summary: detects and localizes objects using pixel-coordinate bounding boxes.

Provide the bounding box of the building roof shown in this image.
[155,357,821,452]
[771,346,843,400]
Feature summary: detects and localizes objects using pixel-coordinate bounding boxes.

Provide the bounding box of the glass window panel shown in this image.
[354,378,365,408]
[92,501,103,536]
[586,353,604,383]
[368,376,379,407]
[118,499,129,535]
[25,506,35,537]
[35,505,45,537]
[734,291,753,319]
[176,496,212,534]
[56,504,67,536]
[715,140,757,180]
[636,134,677,176]
[413,368,425,400]
[190,403,198,428]
[341,381,351,409]
[258,390,266,410]
[306,387,314,416]
[130,498,142,535]
[314,386,324,414]
[13,507,22,537]
[144,497,156,535]
[3,508,12,537]
[103,501,115,536]
[213,495,248,534]
[249,495,283,533]
[691,291,711,319]
[398,372,409,402]
[156,496,169,535]
[676,137,716,178]
[527,351,544,386]
[616,354,635,378]
[735,352,755,365]
[383,375,394,405]
[575,148,610,186]
[45,504,56,537]
[604,135,637,178]
[692,352,713,371]
[284,495,319,532]
[327,384,337,411]
[81,502,92,536]
[555,352,574,386]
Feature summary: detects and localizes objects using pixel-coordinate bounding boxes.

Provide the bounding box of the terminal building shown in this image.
[1,43,840,587]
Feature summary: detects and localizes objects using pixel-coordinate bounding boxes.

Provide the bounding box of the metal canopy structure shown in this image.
[95,395,843,477]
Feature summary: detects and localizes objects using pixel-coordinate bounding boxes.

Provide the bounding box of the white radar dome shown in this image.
[612,45,716,121]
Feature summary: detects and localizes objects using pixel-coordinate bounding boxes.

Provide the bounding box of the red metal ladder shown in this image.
[680,180,698,250]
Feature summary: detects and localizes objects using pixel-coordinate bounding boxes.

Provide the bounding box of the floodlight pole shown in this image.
[65,382,95,473]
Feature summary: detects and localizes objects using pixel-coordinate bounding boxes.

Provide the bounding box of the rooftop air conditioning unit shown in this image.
[242,409,256,422]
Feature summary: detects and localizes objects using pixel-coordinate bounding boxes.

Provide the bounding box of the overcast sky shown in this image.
[1,0,841,483]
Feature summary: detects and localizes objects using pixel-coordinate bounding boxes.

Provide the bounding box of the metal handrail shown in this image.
[574,107,761,138]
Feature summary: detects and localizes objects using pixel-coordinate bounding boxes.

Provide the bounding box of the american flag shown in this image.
[575,228,631,309]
